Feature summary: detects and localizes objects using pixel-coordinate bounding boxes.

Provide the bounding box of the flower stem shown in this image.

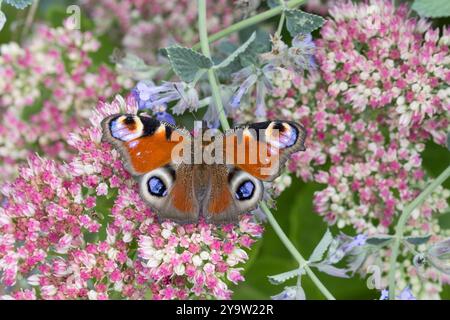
[387,164,450,300]
[20,0,40,42]
[192,0,304,50]
[198,0,230,130]
[276,0,286,36]
[198,0,334,300]
[261,202,335,300]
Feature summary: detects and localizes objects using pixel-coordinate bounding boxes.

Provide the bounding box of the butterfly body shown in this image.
[101,113,306,224]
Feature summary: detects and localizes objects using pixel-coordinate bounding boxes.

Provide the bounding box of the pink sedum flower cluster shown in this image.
[0,96,263,300]
[0,22,120,181]
[80,0,235,63]
[254,0,450,234]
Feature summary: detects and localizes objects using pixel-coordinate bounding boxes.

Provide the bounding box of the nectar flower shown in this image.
[0,95,263,300]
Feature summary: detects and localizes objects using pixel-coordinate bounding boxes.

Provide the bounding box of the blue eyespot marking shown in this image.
[235,181,255,201]
[148,177,168,197]
[280,127,298,147]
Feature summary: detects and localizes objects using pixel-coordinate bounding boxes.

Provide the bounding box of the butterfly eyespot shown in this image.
[147,177,168,197]
[123,115,135,125]
[235,180,255,201]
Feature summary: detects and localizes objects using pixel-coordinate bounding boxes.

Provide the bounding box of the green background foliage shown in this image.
[0,0,449,300]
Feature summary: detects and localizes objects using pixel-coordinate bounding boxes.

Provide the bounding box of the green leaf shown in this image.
[426,239,450,275]
[404,234,432,246]
[5,0,33,9]
[114,51,160,81]
[165,46,212,83]
[412,0,450,18]
[214,32,256,70]
[285,9,325,37]
[239,29,271,67]
[309,229,333,263]
[268,268,305,285]
[0,10,6,31]
[366,235,394,246]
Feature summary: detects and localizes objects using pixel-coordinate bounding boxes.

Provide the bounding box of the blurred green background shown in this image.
[0,0,449,300]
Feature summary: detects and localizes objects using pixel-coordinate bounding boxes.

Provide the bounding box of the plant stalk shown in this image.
[193,0,304,50]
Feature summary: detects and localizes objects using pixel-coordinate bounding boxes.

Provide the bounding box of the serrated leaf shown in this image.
[412,0,450,18]
[366,235,394,246]
[0,11,6,31]
[239,29,271,66]
[214,32,256,70]
[405,234,432,246]
[5,0,33,9]
[114,52,160,80]
[309,229,333,263]
[165,46,212,83]
[268,268,305,285]
[285,9,325,37]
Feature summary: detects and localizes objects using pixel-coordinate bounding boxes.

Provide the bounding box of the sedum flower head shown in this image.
[0,22,120,182]
[0,96,263,300]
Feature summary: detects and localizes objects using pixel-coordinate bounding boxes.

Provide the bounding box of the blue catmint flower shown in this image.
[229,68,258,108]
[397,287,416,300]
[380,287,416,300]
[288,33,317,70]
[271,286,305,300]
[132,81,199,115]
[132,81,157,110]
[155,111,176,125]
[229,65,276,118]
[379,289,389,300]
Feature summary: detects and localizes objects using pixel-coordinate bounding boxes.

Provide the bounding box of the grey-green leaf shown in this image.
[214,32,256,70]
[239,29,271,66]
[426,239,450,275]
[314,263,349,278]
[285,9,325,37]
[405,234,432,246]
[166,46,213,83]
[309,229,333,263]
[412,0,450,18]
[0,11,6,31]
[114,52,160,81]
[366,235,394,246]
[5,0,33,9]
[268,268,305,285]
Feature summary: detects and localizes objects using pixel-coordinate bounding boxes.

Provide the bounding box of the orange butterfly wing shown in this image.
[222,121,306,181]
[101,114,187,175]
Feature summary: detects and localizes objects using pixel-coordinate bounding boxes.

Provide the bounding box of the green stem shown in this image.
[20,0,40,42]
[387,165,450,300]
[198,0,230,130]
[192,0,304,50]
[276,0,286,36]
[276,12,286,36]
[261,202,335,300]
[197,0,333,300]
